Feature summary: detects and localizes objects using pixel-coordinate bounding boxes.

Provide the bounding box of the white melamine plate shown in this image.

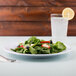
[3,43,71,59]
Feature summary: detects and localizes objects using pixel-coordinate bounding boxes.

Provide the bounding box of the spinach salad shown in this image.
[11,36,66,54]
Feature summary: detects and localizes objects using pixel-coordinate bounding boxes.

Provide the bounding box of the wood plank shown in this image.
[58,0,76,2]
[0,7,75,22]
[0,21,75,36]
[0,7,49,21]
[0,0,51,6]
[0,22,51,36]
[0,0,76,6]
[48,0,76,6]
[67,22,76,36]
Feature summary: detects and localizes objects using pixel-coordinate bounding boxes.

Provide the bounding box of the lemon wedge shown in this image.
[62,8,75,20]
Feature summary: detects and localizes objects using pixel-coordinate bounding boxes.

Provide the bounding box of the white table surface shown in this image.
[0,36,76,76]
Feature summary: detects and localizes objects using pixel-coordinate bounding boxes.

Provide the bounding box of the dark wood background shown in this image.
[0,0,76,36]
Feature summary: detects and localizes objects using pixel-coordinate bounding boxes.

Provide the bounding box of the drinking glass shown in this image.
[51,14,69,41]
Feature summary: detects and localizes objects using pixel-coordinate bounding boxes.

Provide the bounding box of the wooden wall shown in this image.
[0,0,76,36]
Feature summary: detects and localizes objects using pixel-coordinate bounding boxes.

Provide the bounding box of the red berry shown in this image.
[18,45,24,48]
[42,44,50,49]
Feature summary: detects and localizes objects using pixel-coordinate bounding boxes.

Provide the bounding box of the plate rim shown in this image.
[3,44,71,57]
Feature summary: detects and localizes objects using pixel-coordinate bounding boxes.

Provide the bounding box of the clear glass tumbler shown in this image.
[51,14,68,41]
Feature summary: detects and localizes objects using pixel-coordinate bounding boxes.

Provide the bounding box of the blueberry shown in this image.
[50,40,53,44]
[26,46,30,50]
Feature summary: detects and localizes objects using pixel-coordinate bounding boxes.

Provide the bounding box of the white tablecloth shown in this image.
[0,36,76,76]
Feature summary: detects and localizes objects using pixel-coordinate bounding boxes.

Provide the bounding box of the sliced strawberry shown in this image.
[42,44,50,49]
[20,45,24,48]
[40,41,53,44]
[40,41,50,43]
[18,45,24,48]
